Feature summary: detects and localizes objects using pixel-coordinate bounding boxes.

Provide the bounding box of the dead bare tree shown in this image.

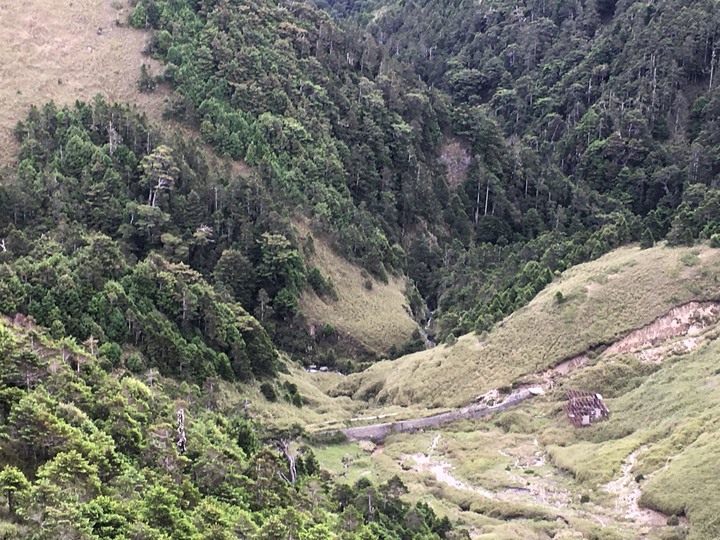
[177,409,187,454]
[278,439,297,484]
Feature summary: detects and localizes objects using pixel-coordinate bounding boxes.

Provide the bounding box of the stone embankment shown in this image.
[319,388,543,442]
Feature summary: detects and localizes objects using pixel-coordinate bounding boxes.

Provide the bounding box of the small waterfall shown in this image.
[421,311,436,349]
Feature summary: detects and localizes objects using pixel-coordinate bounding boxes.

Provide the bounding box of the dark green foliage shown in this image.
[98,342,122,367]
[396,328,426,358]
[307,267,337,299]
[282,381,304,407]
[0,323,461,538]
[136,0,449,283]
[314,0,720,338]
[302,448,319,476]
[260,382,277,402]
[4,0,720,533]
[640,228,655,249]
[0,466,29,514]
[4,232,275,382]
[230,417,260,457]
[17,0,720,346]
[137,64,157,93]
[129,2,148,28]
[0,100,297,379]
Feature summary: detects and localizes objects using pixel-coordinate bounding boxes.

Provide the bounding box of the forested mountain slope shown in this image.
[0,315,462,539]
[129,0,720,342]
[2,0,720,537]
[1,101,281,383]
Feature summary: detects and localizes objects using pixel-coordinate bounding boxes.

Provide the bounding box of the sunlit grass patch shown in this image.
[296,220,418,356]
[0,0,169,165]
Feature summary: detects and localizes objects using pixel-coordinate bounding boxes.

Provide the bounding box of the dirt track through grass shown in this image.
[319,300,720,445]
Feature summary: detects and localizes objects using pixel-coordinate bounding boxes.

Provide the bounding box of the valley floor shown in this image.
[298,246,720,539]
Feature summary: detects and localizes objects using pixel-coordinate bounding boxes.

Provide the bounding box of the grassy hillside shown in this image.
[331,244,720,408]
[548,336,720,539]
[0,0,168,165]
[296,221,418,357]
[304,244,720,539]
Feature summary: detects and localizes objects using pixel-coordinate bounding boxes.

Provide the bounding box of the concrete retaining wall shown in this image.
[317,389,536,442]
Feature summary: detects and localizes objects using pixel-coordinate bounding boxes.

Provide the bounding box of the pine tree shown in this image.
[640,228,655,249]
[0,466,29,514]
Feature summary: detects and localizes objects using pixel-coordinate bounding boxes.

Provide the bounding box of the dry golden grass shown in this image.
[332,244,720,408]
[0,0,168,165]
[295,220,418,356]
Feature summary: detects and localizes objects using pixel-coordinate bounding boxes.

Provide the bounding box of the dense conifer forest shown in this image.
[126,0,720,339]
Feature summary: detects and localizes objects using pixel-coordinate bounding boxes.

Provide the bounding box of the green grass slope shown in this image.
[547,336,720,539]
[296,221,418,357]
[331,244,720,408]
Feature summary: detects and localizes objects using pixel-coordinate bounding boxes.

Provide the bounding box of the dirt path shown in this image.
[405,434,573,507]
[406,451,498,499]
[403,435,676,537]
[603,447,669,527]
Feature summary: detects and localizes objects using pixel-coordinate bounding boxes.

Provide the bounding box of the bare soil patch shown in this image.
[545,300,720,384]
[603,301,720,357]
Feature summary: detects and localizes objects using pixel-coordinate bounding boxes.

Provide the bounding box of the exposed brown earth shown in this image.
[603,447,677,528]
[544,300,720,384]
